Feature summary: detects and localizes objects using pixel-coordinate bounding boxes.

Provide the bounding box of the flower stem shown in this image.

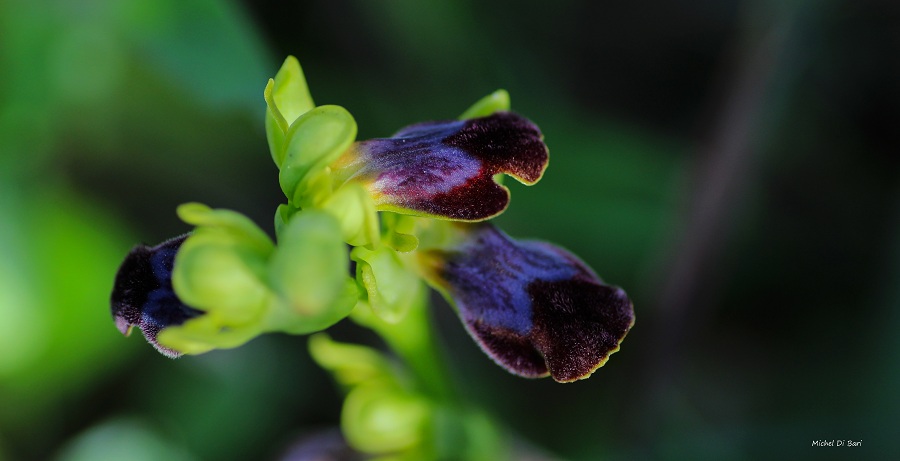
[356,285,454,402]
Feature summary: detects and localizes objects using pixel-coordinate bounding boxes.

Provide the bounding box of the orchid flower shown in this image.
[110,56,634,385]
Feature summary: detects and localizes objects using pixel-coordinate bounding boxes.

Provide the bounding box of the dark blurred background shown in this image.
[1,0,898,460]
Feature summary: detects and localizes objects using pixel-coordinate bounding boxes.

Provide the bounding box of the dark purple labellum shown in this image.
[422,224,634,382]
[110,234,203,357]
[336,112,548,221]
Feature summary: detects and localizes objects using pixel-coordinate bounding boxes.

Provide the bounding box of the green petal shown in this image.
[318,182,380,248]
[279,105,357,204]
[458,89,510,120]
[268,211,356,330]
[351,246,424,324]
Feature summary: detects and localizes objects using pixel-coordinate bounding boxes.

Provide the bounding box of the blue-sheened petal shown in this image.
[420,224,634,382]
[332,112,548,221]
[110,234,203,357]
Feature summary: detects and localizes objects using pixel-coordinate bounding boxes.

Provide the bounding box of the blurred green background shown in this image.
[1,0,897,460]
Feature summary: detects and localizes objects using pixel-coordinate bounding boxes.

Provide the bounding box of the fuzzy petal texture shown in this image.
[420,224,634,382]
[333,112,548,221]
[110,234,202,358]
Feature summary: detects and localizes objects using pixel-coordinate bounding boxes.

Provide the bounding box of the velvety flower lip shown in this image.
[420,224,634,382]
[333,111,548,221]
[110,234,203,358]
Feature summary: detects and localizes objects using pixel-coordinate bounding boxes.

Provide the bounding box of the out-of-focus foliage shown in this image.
[1,0,897,460]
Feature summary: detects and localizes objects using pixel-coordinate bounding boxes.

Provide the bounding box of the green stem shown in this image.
[356,287,511,461]
[361,285,455,403]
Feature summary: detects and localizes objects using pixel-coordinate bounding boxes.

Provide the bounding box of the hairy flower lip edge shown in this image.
[537,287,635,383]
[416,223,635,383]
[110,234,202,359]
[331,111,549,223]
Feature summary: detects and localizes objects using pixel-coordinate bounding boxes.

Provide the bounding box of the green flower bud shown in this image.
[342,383,431,455]
[159,203,274,353]
[171,204,272,323]
[156,204,363,354]
[310,334,432,458]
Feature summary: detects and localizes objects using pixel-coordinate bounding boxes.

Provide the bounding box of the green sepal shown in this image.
[265,58,312,126]
[272,56,315,125]
[162,204,276,354]
[265,79,287,167]
[279,105,357,204]
[176,203,274,256]
[268,211,357,331]
[265,56,316,167]
[319,183,380,248]
[458,89,510,120]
